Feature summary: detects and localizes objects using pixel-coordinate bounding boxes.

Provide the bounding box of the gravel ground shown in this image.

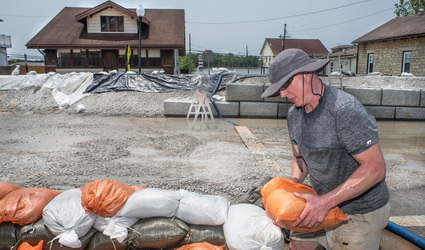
[0,74,424,239]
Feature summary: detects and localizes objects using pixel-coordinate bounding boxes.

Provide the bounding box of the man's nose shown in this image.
[280,89,288,98]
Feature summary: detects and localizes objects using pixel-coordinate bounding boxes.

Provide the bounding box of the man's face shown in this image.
[279,74,306,107]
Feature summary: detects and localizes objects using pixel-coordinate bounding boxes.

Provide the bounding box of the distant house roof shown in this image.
[26,2,184,50]
[263,38,329,55]
[353,13,425,43]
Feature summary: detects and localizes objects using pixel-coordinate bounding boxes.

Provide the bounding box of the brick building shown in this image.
[353,12,425,76]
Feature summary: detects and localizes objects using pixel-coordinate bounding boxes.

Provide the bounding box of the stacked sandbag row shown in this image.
[0,179,287,250]
[1,177,350,249]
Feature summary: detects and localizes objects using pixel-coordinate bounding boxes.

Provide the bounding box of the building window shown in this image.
[402,51,411,73]
[88,50,101,67]
[101,16,124,32]
[367,53,374,74]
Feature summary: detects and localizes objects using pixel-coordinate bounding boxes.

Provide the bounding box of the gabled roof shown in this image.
[353,13,425,43]
[26,2,184,50]
[262,38,329,55]
[75,1,138,21]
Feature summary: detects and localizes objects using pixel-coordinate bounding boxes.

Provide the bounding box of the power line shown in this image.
[292,6,394,32]
[187,0,371,24]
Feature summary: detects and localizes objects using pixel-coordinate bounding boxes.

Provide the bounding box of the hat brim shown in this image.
[261,59,330,98]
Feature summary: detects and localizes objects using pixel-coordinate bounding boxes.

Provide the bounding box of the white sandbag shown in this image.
[116,188,181,218]
[42,189,97,248]
[93,215,139,243]
[175,189,229,225]
[223,204,285,250]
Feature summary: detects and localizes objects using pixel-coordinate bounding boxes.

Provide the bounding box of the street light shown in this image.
[137,4,145,73]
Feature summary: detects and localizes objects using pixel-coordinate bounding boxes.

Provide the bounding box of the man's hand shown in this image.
[291,192,333,229]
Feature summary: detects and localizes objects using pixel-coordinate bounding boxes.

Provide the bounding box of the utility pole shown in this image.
[189,34,191,54]
[246,45,249,74]
[282,23,287,51]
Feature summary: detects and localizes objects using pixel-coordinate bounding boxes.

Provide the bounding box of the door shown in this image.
[101,50,119,71]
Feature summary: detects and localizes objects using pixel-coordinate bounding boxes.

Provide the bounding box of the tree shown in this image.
[179,54,196,74]
[395,0,425,17]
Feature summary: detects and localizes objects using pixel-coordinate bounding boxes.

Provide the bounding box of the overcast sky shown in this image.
[1,0,398,59]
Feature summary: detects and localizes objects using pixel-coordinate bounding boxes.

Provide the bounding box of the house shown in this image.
[0,34,12,67]
[260,38,329,73]
[26,1,185,74]
[352,11,425,76]
[327,45,357,75]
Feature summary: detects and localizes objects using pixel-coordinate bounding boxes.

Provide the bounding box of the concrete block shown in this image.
[365,106,395,120]
[211,101,239,117]
[344,87,382,106]
[421,90,425,107]
[278,103,293,118]
[163,97,191,117]
[240,102,278,118]
[396,107,425,120]
[382,89,420,106]
[226,82,264,102]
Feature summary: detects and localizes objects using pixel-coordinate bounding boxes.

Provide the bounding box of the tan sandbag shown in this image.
[0,182,22,200]
[0,188,61,226]
[175,241,225,250]
[81,179,134,217]
[261,177,349,232]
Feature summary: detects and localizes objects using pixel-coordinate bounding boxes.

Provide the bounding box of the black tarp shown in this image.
[84,72,265,94]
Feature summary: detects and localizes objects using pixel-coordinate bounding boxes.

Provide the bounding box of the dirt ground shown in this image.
[0,75,424,243]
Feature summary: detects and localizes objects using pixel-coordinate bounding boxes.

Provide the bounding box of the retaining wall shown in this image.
[164,76,425,120]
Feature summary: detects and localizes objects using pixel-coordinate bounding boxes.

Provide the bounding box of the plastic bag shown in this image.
[175,241,225,250]
[86,231,128,250]
[93,215,139,243]
[175,189,229,225]
[261,177,349,232]
[81,179,134,217]
[17,240,43,250]
[117,188,181,218]
[42,189,97,248]
[223,204,285,250]
[0,188,61,225]
[0,182,22,199]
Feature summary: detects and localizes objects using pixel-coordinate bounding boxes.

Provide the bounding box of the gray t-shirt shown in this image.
[287,84,389,214]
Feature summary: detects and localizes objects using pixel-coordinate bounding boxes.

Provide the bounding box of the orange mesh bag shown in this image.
[130,185,146,192]
[261,177,349,232]
[0,188,62,226]
[17,240,43,250]
[175,242,225,250]
[81,179,134,217]
[0,182,22,200]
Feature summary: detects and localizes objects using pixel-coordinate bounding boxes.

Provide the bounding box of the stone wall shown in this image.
[357,37,425,76]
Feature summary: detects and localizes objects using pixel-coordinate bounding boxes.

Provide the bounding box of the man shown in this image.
[261,49,390,250]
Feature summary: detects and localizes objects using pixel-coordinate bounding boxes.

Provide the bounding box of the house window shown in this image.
[367,53,374,74]
[101,16,124,32]
[402,51,411,73]
[73,49,87,66]
[57,49,72,67]
[88,50,101,67]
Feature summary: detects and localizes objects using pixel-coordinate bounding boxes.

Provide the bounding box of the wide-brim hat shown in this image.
[261,49,330,98]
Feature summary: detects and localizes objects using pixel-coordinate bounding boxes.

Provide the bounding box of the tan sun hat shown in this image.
[261,49,330,98]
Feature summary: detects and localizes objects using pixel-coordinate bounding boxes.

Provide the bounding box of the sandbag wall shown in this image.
[0,179,286,250]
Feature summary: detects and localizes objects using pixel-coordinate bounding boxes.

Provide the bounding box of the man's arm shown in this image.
[292,143,386,229]
[290,145,309,183]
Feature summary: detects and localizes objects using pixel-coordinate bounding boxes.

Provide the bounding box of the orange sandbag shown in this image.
[81,179,135,217]
[18,240,43,250]
[261,177,348,232]
[0,182,22,200]
[0,188,62,226]
[130,185,146,192]
[175,242,225,250]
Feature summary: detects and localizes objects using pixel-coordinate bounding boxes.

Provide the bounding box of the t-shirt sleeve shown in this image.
[336,102,379,155]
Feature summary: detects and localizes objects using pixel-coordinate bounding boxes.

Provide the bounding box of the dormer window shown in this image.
[101,16,124,32]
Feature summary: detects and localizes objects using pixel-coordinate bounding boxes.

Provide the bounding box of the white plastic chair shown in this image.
[187,90,216,129]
